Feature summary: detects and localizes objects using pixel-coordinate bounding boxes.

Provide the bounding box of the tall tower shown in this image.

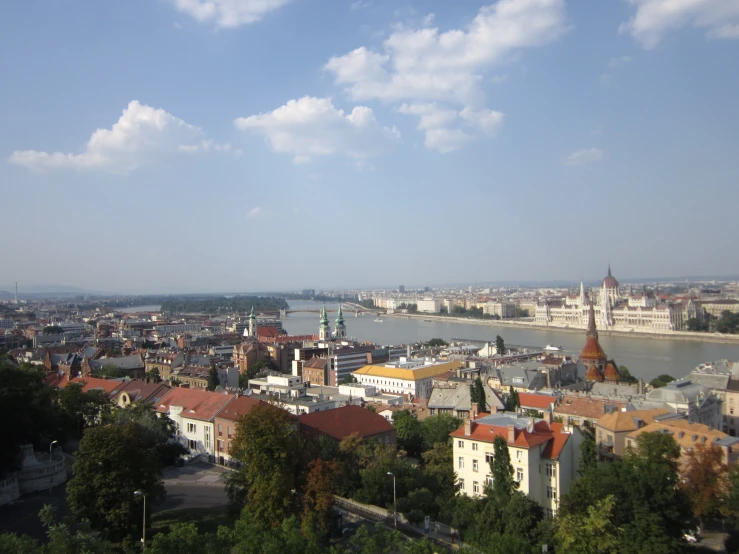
[335,305,346,339]
[248,306,256,337]
[319,305,331,341]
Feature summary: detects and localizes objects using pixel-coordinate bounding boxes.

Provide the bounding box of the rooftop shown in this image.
[353,359,463,381]
[156,388,235,421]
[299,405,395,440]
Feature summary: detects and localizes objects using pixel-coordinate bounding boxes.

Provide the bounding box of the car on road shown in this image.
[684,532,698,543]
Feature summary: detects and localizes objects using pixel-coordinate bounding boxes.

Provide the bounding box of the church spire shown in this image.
[319,304,331,340]
[586,298,598,340]
[335,305,346,339]
[608,264,612,277]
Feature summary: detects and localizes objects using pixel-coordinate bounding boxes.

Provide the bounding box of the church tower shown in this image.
[335,305,346,339]
[248,306,256,337]
[319,305,331,341]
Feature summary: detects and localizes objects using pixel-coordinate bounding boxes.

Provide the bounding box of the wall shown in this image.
[0,477,19,506]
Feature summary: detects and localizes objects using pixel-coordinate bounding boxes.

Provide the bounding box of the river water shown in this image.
[281,301,739,383]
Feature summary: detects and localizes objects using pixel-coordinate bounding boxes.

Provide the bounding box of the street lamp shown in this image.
[49,440,58,461]
[134,491,146,551]
[387,472,396,528]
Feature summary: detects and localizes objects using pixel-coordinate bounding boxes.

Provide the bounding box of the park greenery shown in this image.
[425,337,448,347]
[650,373,676,389]
[159,295,288,315]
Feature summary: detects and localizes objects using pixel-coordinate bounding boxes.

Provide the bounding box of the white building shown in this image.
[643,378,723,429]
[156,388,235,461]
[450,413,583,517]
[417,298,442,313]
[352,358,463,400]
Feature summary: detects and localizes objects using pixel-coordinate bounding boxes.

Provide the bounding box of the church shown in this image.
[534,266,698,332]
[580,300,621,383]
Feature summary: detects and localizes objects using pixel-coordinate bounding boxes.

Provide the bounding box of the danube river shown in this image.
[281,301,739,383]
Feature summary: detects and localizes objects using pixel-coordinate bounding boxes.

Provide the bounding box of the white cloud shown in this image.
[425,128,472,153]
[621,0,739,48]
[325,0,567,151]
[10,101,204,173]
[350,1,370,11]
[246,206,266,219]
[170,0,292,28]
[234,96,399,163]
[564,148,603,166]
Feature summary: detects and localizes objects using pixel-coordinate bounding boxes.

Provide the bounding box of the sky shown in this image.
[1,0,738,294]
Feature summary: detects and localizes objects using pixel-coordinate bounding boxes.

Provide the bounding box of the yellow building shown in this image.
[353,358,463,400]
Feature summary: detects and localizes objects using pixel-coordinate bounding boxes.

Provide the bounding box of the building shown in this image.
[427,380,504,419]
[450,413,582,516]
[579,300,622,384]
[329,345,374,386]
[299,405,396,445]
[335,306,347,339]
[145,351,185,382]
[302,357,330,386]
[156,388,236,461]
[213,395,264,465]
[112,379,171,408]
[353,358,464,401]
[644,379,723,429]
[84,354,146,379]
[318,305,331,341]
[554,396,626,430]
[417,298,441,313]
[594,408,672,459]
[535,266,688,331]
[176,365,239,390]
[701,299,739,318]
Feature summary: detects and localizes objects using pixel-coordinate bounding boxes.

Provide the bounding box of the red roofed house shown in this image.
[156,388,236,461]
[62,376,127,395]
[450,412,583,517]
[299,405,396,446]
[517,393,557,414]
[213,395,265,466]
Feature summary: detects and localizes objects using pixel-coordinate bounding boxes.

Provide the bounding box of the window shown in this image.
[485,452,493,464]
[544,508,554,518]
[473,459,479,472]
[546,464,556,478]
[187,423,197,434]
[458,457,465,470]
[472,442,478,451]
[516,450,523,460]
[228,426,233,438]
[204,426,211,450]
[486,475,494,486]
[458,440,464,448]
[516,468,524,482]
[473,481,480,494]
[218,423,222,436]
[458,479,465,491]
[546,486,557,499]
[217,439,224,451]
[188,439,196,450]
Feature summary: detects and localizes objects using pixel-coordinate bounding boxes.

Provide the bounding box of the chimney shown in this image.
[508,424,516,443]
[464,420,472,436]
[471,402,479,419]
[543,411,552,425]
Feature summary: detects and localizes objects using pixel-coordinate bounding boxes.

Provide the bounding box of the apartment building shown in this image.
[353,358,464,401]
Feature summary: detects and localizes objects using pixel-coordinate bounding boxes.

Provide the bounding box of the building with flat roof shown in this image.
[353,358,463,400]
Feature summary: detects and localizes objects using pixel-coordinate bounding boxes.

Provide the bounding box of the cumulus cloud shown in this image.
[564,148,603,166]
[169,0,292,28]
[10,101,205,173]
[324,0,567,151]
[234,96,399,163]
[621,0,739,48]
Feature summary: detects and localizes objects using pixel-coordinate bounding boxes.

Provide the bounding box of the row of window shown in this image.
[458,455,557,479]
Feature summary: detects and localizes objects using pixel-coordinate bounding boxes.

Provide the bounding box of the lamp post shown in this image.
[134,491,146,551]
[386,472,396,528]
[49,440,58,461]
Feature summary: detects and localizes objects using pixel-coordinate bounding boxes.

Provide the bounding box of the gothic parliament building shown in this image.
[534,266,701,332]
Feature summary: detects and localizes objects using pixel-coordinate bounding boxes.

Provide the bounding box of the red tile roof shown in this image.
[256,326,280,338]
[215,395,264,422]
[299,405,395,441]
[450,419,570,460]
[156,388,235,421]
[580,336,607,363]
[518,393,556,411]
[65,377,126,394]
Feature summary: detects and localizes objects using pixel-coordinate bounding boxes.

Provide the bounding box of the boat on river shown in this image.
[544,344,563,351]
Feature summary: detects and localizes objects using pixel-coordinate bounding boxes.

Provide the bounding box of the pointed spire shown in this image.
[249,306,255,319]
[320,304,328,325]
[608,264,612,277]
[336,304,344,325]
[586,299,598,340]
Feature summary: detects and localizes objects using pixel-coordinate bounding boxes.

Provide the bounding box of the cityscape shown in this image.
[2,0,739,553]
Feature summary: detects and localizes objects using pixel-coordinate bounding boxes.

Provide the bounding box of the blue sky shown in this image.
[1,0,738,293]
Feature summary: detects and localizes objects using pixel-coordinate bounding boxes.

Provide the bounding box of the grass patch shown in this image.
[150,506,233,538]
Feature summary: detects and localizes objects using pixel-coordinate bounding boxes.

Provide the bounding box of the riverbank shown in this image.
[385,313,739,345]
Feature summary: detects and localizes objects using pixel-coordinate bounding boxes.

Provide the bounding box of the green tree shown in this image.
[686,318,707,332]
[579,432,598,475]
[58,382,113,436]
[426,338,448,347]
[680,442,729,531]
[469,377,487,413]
[112,401,186,467]
[392,410,424,457]
[420,414,462,449]
[556,494,621,554]
[226,403,303,527]
[207,366,219,391]
[649,374,676,389]
[490,435,518,500]
[504,386,520,412]
[618,366,638,384]
[420,442,455,501]
[145,368,162,383]
[67,423,166,540]
[495,335,506,355]
[301,458,339,538]
[338,375,356,385]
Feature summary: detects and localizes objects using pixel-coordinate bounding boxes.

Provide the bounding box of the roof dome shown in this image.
[602,265,619,289]
[603,361,621,382]
[585,364,604,382]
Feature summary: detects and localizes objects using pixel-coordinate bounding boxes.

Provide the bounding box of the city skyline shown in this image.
[2,0,738,292]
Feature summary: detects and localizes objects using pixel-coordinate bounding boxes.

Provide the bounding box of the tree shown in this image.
[495,335,506,355]
[145,368,162,383]
[338,375,356,385]
[67,422,165,540]
[504,386,520,412]
[618,365,638,384]
[58,382,113,436]
[426,338,448,347]
[680,442,729,531]
[490,435,518,500]
[226,403,303,527]
[112,401,186,467]
[469,378,487,413]
[97,364,126,378]
[686,318,707,332]
[207,366,219,391]
[392,410,424,457]
[579,433,598,475]
[301,458,339,538]
[556,494,621,554]
[649,374,676,389]
[420,442,455,500]
[420,414,462,449]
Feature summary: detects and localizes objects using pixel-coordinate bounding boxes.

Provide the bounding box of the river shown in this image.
[281,301,739,383]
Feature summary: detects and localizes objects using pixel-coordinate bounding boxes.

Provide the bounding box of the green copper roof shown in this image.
[336,305,345,325]
[249,306,255,319]
[320,304,329,325]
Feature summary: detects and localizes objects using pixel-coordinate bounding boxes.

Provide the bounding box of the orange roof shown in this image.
[156,388,235,421]
[603,361,621,382]
[580,336,607,363]
[299,405,395,441]
[518,393,556,411]
[65,377,125,394]
[596,408,670,432]
[215,395,264,422]
[450,419,570,460]
[585,364,604,382]
[256,326,280,338]
[555,396,625,420]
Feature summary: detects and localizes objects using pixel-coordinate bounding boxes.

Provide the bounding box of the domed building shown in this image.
[601,265,620,307]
